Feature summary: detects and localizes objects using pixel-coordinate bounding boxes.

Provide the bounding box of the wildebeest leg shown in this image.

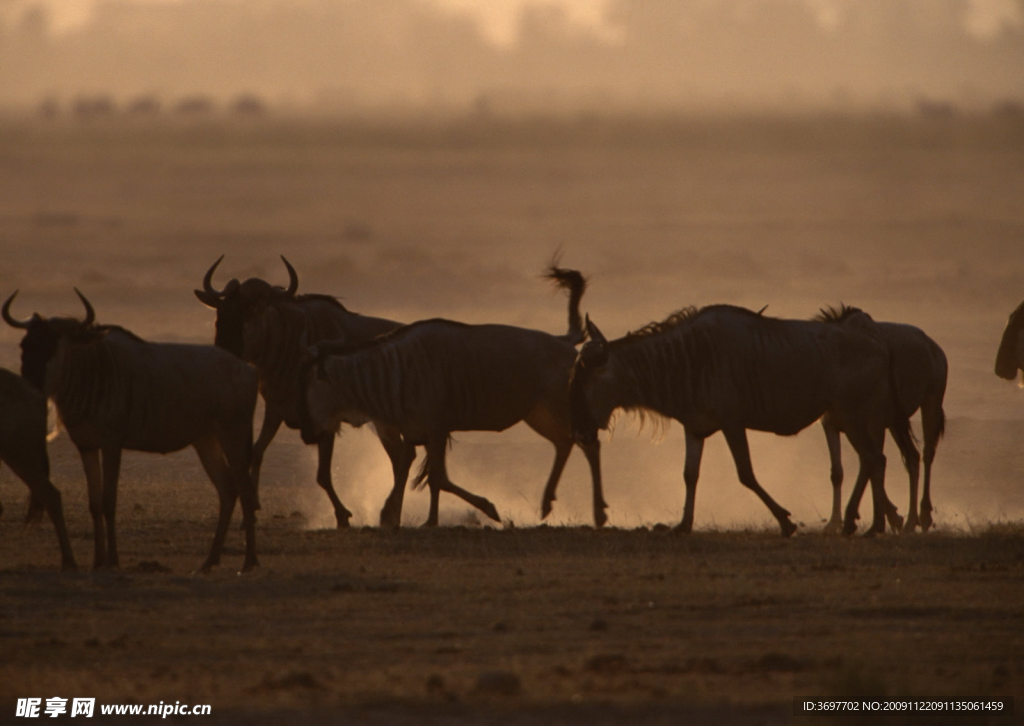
[316,433,352,529]
[377,423,416,528]
[821,417,844,535]
[674,430,705,534]
[841,425,889,537]
[220,425,259,572]
[3,456,77,571]
[193,435,238,573]
[423,436,445,527]
[79,448,108,569]
[250,409,283,510]
[538,442,572,522]
[24,492,45,525]
[422,435,500,526]
[919,399,943,532]
[101,447,122,568]
[722,427,797,537]
[579,439,605,528]
[893,424,921,533]
[525,405,590,523]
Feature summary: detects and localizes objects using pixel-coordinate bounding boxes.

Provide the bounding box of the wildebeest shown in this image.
[996,298,1024,383]
[195,256,409,528]
[569,305,911,536]
[0,367,76,570]
[3,289,258,572]
[299,267,607,527]
[816,305,947,533]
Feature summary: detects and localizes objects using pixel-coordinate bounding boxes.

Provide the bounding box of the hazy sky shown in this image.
[7,0,1022,40]
[1,0,1022,111]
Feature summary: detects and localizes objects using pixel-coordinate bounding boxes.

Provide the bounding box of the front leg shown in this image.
[376,422,416,528]
[79,448,108,569]
[675,430,705,534]
[722,427,797,537]
[101,447,122,568]
[317,433,352,528]
[821,417,845,535]
[250,408,284,509]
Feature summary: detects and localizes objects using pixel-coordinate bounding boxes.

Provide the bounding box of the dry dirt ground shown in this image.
[1,505,1022,725]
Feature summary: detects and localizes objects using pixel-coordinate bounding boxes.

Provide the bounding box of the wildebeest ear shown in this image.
[585,315,608,346]
[194,289,221,308]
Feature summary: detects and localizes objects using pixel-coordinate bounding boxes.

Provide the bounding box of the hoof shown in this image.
[379,500,402,528]
[482,501,501,523]
[540,499,553,520]
[901,514,919,534]
[240,557,259,573]
[841,520,858,537]
[61,561,79,573]
[780,519,797,538]
[822,520,843,536]
[920,509,933,532]
[335,509,353,529]
[593,510,607,528]
[671,523,692,535]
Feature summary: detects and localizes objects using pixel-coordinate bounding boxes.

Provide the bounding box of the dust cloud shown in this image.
[0,114,1022,533]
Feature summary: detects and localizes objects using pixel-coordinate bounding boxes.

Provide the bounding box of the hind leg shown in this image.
[894,426,921,533]
[377,423,416,528]
[220,425,259,572]
[722,427,796,537]
[842,425,889,536]
[4,455,77,572]
[193,435,241,573]
[919,400,943,532]
[422,435,500,526]
[675,430,705,534]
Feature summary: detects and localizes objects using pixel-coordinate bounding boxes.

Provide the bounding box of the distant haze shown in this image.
[0,0,1022,113]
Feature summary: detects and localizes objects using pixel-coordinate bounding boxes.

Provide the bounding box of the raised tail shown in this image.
[545,265,588,345]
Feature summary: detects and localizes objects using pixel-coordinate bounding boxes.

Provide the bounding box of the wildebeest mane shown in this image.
[294,293,349,312]
[814,304,867,324]
[313,318,467,364]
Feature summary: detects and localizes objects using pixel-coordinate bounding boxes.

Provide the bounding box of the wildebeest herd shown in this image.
[3,254,1022,574]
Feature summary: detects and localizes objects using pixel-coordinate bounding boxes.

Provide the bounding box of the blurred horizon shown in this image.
[1,0,1022,116]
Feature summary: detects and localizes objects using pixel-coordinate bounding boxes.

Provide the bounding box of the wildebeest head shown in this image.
[194,255,299,358]
[3,289,96,391]
[569,315,613,445]
[995,298,1024,381]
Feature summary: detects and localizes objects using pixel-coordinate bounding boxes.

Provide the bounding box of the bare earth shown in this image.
[2,505,1022,724]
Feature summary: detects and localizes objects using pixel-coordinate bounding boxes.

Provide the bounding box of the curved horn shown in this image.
[585,314,608,346]
[74,288,95,326]
[2,290,31,329]
[281,255,299,296]
[202,255,227,297]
